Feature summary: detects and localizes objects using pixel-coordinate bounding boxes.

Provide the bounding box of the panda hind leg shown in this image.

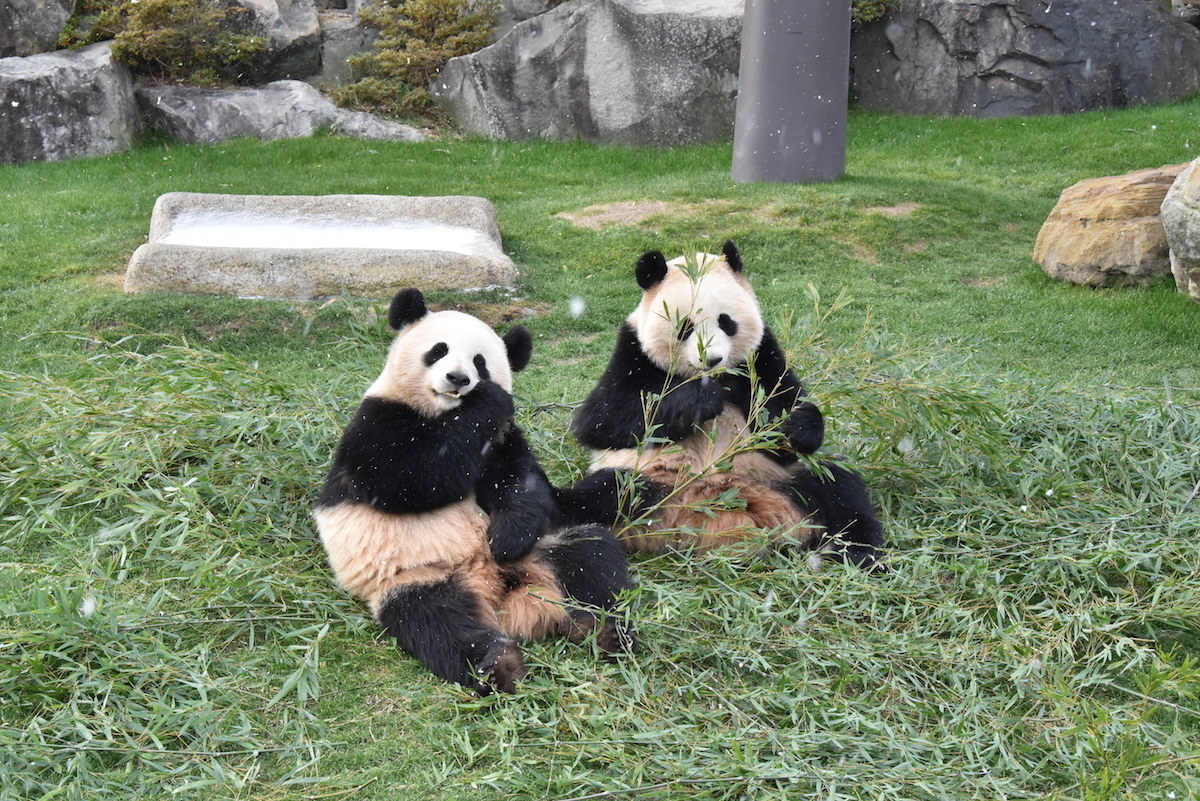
[789,462,887,574]
[535,524,636,654]
[375,578,525,695]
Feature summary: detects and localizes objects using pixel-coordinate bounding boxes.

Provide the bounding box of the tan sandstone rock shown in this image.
[1033,164,1188,287]
[1160,157,1200,304]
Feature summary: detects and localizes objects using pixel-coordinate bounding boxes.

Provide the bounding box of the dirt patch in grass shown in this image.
[960,275,1008,287]
[862,202,923,218]
[95,272,128,291]
[444,299,550,324]
[557,201,670,229]
[197,316,267,339]
[556,200,737,231]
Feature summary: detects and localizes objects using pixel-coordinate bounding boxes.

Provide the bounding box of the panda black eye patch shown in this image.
[473,354,490,380]
[676,318,695,341]
[423,342,449,366]
[717,314,738,336]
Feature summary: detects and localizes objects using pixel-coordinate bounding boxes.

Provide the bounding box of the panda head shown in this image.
[627,240,765,377]
[365,288,533,416]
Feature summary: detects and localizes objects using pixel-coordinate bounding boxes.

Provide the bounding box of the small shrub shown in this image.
[852,0,900,25]
[334,0,499,120]
[58,0,123,48]
[110,0,266,85]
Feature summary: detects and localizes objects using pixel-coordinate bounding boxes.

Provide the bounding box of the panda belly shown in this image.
[313,499,572,639]
[314,499,488,611]
[592,405,821,552]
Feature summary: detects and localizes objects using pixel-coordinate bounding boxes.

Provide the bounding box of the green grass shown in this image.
[2,99,1200,800]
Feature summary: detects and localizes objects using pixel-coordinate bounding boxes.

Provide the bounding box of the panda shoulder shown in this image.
[602,322,666,380]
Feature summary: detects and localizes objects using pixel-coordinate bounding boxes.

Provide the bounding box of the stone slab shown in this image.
[124,193,518,298]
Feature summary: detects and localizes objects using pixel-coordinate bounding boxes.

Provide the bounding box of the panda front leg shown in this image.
[533,524,636,655]
[375,578,525,695]
[788,462,886,573]
[554,468,666,529]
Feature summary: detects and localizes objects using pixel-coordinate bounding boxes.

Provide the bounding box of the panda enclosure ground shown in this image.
[1,99,1199,800]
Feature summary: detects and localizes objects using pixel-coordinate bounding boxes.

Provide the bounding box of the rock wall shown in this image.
[851,0,1200,117]
[5,0,1200,163]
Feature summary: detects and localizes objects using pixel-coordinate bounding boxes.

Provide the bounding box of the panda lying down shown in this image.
[313,289,632,696]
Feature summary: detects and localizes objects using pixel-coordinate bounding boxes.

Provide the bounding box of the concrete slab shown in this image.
[124,192,518,299]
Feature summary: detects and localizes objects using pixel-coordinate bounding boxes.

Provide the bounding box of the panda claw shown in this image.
[475,640,525,694]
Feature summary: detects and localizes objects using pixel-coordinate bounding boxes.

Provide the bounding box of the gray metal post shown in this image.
[732,0,852,184]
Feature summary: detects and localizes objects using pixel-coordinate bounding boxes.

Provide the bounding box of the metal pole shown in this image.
[732,0,852,184]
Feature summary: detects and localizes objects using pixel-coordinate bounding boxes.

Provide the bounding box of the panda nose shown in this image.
[446,371,471,389]
[706,355,723,369]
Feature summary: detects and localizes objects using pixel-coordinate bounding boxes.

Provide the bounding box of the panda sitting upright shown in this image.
[568,241,885,570]
[313,289,632,695]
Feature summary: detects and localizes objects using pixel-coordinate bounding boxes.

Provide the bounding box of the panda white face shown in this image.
[629,251,764,377]
[367,309,514,416]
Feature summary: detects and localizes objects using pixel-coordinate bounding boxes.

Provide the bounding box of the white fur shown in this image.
[365,309,514,416]
[627,252,764,377]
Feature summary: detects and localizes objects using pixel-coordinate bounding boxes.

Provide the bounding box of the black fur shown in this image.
[788,463,886,572]
[502,326,533,373]
[722,239,743,273]
[376,579,522,695]
[555,468,665,530]
[476,424,559,562]
[538,524,635,653]
[539,524,631,613]
[635,250,669,290]
[315,381,514,515]
[388,288,428,330]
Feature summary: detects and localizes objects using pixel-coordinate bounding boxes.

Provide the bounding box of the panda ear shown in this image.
[722,240,743,273]
[388,288,427,330]
[635,250,669,290]
[503,325,533,373]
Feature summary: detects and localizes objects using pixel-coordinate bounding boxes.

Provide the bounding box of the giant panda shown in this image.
[313,288,633,695]
[567,241,885,570]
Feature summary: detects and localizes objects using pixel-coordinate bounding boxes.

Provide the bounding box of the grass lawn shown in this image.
[2,98,1199,800]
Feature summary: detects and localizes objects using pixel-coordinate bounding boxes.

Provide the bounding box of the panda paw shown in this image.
[467,379,515,416]
[474,639,525,695]
[487,516,542,562]
[784,401,824,454]
[677,375,726,426]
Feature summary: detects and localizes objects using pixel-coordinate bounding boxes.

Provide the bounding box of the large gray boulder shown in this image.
[1161,158,1200,304]
[137,79,424,145]
[240,0,323,81]
[435,0,744,145]
[0,0,72,57]
[125,193,519,299]
[0,42,139,164]
[851,0,1200,117]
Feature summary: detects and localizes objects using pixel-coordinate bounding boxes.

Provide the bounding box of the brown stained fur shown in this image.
[314,500,572,642]
[596,408,821,553]
[456,543,571,641]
